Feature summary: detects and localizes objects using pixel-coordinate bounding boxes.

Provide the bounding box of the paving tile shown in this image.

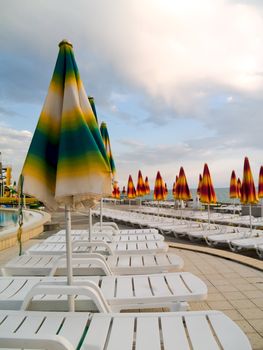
[242,290,263,299]
[248,319,263,333]
[229,299,256,309]
[223,291,246,300]
[223,309,244,321]
[216,284,239,292]
[251,298,263,309]
[246,332,263,350]
[207,300,234,310]
[235,319,257,334]
[207,293,226,301]
[239,308,263,320]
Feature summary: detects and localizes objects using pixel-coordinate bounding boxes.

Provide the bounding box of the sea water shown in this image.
[139,188,235,204]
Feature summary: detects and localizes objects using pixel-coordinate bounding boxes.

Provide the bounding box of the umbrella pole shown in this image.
[65,204,74,312]
[158,202,160,219]
[100,198,103,232]
[208,204,210,229]
[180,200,183,221]
[249,204,252,235]
[89,208,92,242]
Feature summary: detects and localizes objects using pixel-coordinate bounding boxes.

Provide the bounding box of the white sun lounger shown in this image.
[0,272,207,312]
[187,226,236,241]
[0,309,252,350]
[56,227,160,236]
[205,228,253,246]
[27,240,168,255]
[47,231,164,243]
[2,252,184,276]
[228,234,263,252]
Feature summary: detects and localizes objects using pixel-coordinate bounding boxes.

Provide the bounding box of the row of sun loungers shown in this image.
[0,221,252,348]
[94,208,263,258]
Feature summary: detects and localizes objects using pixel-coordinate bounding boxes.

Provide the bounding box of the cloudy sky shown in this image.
[1,0,263,189]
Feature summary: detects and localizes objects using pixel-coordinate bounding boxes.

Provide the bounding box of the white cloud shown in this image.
[0,126,32,182]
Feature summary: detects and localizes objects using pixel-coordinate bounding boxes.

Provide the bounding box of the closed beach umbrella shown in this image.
[200,163,217,226]
[197,174,202,196]
[229,170,238,214]
[100,121,116,228]
[258,166,263,217]
[144,176,150,195]
[122,186,126,195]
[237,178,242,199]
[174,167,192,218]
[127,175,136,205]
[112,181,120,199]
[20,40,112,310]
[88,96,98,123]
[154,171,166,216]
[164,182,168,199]
[240,157,258,233]
[172,175,178,197]
[136,170,146,197]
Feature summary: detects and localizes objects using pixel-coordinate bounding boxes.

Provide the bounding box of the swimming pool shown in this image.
[0,210,18,230]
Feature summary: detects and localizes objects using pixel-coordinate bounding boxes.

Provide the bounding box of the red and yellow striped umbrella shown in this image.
[127,175,136,199]
[229,170,238,199]
[144,176,150,195]
[258,166,263,199]
[136,170,146,197]
[200,164,217,204]
[240,157,258,204]
[164,182,168,199]
[172,175,179,198]
[112,181,120,199]
[153,171,166,201]
[122,186,126,195]
[174,167,192,201]
[237,178,242,199]
[197,174,202,196]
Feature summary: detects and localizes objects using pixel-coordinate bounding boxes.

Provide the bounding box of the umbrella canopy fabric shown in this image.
[136,170,146,197]
[164,183,168,199]
[200,164,217,204]
[172,175,179,198]
[229,170,238,199]
[174,167,192,201]
[21,40,112,209]
[237,178,242,199]
[88,96,98,123]
[112,181,120,199]
[127,175,136,199]
[144,176,150,195]
[240,157,258,204]
[258,166,263,199]
[122,186,126,195]
[197,174,202,196]
[100,122,116,179]
[153,171,166,201]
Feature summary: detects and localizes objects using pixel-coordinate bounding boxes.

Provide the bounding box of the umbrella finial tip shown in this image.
[59,39,73,48]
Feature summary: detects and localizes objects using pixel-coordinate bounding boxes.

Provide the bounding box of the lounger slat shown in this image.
[208,313,252,350]
[136,316,161,350]
[149,275,172,296]
[161,315,190,350]
[82,314,112,349]
[185,314,220,350]
[133,275,153,297]
[106,316,134,350]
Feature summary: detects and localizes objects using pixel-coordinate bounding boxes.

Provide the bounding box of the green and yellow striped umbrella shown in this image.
[88,96,98,123]
[100,121,116,179]
[21,40,112,210]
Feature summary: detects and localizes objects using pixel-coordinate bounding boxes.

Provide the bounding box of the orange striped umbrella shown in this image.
[127,175,136,199]
[174,167,191,201]
[112,181,120,199]
[229,170,238,199]
[144,176,150,195]
[122,186,126,195]
[258,166,263,199]
[259,166,263,217]
[200,164,217,204]
[136,170,146,197]
[240,157,258,205]
[240,157,258,234]
[237,178,242,199]
[153,171,166,201]
[172,175,179,198]
[200,163,217,226]
[164,182,168,199]
[197,174,202,196]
